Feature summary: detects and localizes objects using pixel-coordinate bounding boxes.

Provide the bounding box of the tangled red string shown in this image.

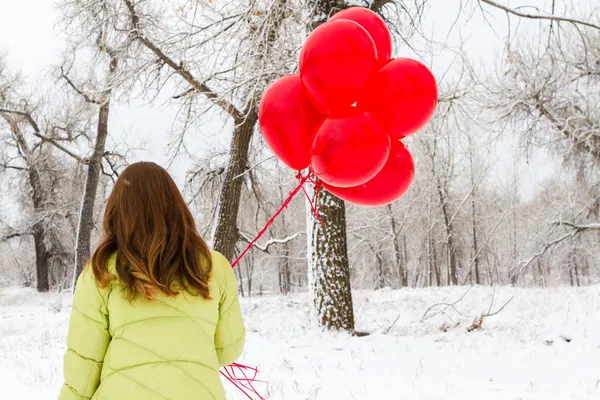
[220,363,266,400]
[224,169,323,399]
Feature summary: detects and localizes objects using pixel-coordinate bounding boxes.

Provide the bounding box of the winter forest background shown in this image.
[1,0,599,330]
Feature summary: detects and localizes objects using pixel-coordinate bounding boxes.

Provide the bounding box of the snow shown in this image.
[1,285,599,399]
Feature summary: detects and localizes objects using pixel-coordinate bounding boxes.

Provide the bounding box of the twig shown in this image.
[422,286,475,321]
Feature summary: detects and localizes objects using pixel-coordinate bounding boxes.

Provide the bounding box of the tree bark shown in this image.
[72,51,118,285]
[212,106,258,261]
[308,189,354,331]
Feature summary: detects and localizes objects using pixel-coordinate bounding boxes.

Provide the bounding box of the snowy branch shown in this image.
[238,230,304,254]
[518,221,600,275]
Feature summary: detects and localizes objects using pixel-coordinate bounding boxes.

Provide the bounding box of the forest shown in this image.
[0,0,599,335]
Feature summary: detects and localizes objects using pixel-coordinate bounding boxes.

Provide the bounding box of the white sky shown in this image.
[0,0,576,204]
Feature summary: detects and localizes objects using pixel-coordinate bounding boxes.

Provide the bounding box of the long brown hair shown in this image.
[91,161,213,300]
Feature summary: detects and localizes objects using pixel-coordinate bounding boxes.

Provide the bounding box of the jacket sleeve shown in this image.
[213,252,246,366]
[59,268,111,400]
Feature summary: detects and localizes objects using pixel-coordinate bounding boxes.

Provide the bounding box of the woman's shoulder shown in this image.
[209,250,235,283]
[210,250,232,272]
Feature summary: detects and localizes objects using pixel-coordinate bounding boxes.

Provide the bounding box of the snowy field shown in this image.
[1,285,599,400]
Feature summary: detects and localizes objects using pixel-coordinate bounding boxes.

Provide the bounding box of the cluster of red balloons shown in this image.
[258,7,438,206]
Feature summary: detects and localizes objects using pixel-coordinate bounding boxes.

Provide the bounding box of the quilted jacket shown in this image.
[58,250,245,400]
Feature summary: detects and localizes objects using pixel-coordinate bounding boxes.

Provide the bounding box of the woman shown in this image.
[59,162,245,400]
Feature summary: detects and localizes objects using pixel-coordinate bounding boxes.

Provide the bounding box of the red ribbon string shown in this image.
[224,170,323,399]
[231,171,313,268]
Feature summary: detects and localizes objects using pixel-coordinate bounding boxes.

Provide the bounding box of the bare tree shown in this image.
[115,0,292,263]
[58,1,126,283]
[0,58,86,291]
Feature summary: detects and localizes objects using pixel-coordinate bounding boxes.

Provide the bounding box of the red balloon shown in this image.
[358,58,438,138]
[324,140,415,206]
[258,75,324,171]
[330,7,392,68]
[311,112,390,188]
[299,19,377,115]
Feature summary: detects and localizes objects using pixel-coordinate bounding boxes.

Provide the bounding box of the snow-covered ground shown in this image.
[1,285,599,399]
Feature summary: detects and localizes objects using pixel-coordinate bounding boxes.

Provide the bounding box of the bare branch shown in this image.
[480,0,600,31]
[517,231,576,276]
[60,66,100,105]
[122,0,243,121]
[0,107,84,162]
[0,108,41,134]
[33,132,84,162]
[0,231,31,242]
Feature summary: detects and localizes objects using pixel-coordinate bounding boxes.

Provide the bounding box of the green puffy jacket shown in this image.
[58,250,245,400]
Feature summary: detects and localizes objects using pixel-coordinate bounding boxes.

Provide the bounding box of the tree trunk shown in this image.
[245,255,254,297]
[426,235,432,287]
[536,259,546,287]
[236,263,245,298]
[212,107,258,262]
[509,170,519,285]
[32,227,50,292]
[468,138,481,285]
[308,189,355,331]
[428,136,458,285]
[279,244,291,295]
[72,44,119,286]
[373,245,385,290]
[403,236,409,285]
[1,115,50,292]
[387,204,406,287]
[438,187,458,285]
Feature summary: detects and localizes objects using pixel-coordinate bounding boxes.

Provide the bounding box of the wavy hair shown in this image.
[91,161,212,301]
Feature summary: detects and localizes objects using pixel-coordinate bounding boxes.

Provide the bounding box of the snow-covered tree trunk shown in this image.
[307,189,354,331]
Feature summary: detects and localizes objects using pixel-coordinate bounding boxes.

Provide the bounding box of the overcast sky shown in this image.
[0,0,574,205]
